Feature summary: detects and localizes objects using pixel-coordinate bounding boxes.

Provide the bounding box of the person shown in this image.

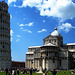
[52,69,57,75]
[12,69,15,75]
[42,69,45,75]
[5,68,8,75]
[17,69,19,75]
[10,68,12,75]
[14,70,16,75]
[23,68,25,74]
[26,69,27,74]
[30,68,32,75]
[8,69,11,75]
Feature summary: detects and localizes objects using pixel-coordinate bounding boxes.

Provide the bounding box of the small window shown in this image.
[55,39,56,42]
[49,40,51,43]
[3,45,4,48]
[46,51,48,56]
[71,46,73,49]
[53,59,55,63]
[44,41,45,43]
[59,60,61,66]
[1,13,2,19]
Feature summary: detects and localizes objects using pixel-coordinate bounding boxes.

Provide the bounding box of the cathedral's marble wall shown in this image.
[60,59,68,70]
[68,45,75,64]
[45,59,48,70]
[48,59,58,70]
[43,37,58,46]
[72,53,75,58]
[26,54,33,59]
[43,35,63,46]
[68,45,75,49]
[26,59,34,68]
[26,28,75,70]
[58,51,68,57]
[34,59,40,70]
[34,52,40,58]
[48,52,55,57]
[28,47,40,52]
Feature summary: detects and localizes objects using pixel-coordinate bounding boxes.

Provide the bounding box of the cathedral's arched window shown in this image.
[59,60,61,66]
[3,45,4,48]
[1,13,2,19]
[49,40,51,43]
[53,58,55,63]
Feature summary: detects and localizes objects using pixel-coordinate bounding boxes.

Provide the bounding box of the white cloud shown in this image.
[14,4,22,8]
[10,30,14,41]
[19,22,34,27]
[25,22,34,27]
[22,0,42,7]
[14,4,16,7]
[27,22,34,26]
[43,20,45,23]
[19,24,25,27]
[11,38,13,42]
[16,35,21,42]
[20,27,23,30]
[17,35,21,37]
[8,0,75,20]
[58,23,75,32]
[10,14,12,19]
[28,30,32,33]
[8,0,17,5]
[21,0,75,20]
[23,29,32,33]
[16,38,20,42]
[37,29,47,33]
[10,30,13,36]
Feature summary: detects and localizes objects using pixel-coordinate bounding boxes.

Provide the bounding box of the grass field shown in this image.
[0,71,75,75]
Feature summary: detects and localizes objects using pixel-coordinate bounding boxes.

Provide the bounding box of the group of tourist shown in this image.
[5,68,57,75]
[5,68,75,75]
[5,68,33,75]
[5,68,19,75]
[43,69,57,75]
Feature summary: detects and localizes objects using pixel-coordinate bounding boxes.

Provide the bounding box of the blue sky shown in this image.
[1,0,75,61]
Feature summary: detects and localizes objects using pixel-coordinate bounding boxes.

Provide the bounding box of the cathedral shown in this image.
[0,1,11,70]
[26,28,75,70]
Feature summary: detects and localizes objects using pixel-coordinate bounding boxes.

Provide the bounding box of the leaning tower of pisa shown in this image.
[0,1,11,70]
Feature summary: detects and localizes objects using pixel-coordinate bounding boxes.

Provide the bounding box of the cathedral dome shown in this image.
[51,27,61,36]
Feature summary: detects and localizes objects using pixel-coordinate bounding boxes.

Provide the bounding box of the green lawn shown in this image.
[0,71,75,75]
[0,72,42,75]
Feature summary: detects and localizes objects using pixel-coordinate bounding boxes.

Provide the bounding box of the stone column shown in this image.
[30,60,31,68]
[33,60,35,69]
[36,58,42,73]
[29,60,30,68]
[42,57,45,70]
[38,60,39,70]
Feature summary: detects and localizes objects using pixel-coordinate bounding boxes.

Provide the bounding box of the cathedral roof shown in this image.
[26,52,34,54]
[69,50,75,52]
[51,27,61,36]
[66,43,75,45]
[28,46,41,48]
[44,43,56,46]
